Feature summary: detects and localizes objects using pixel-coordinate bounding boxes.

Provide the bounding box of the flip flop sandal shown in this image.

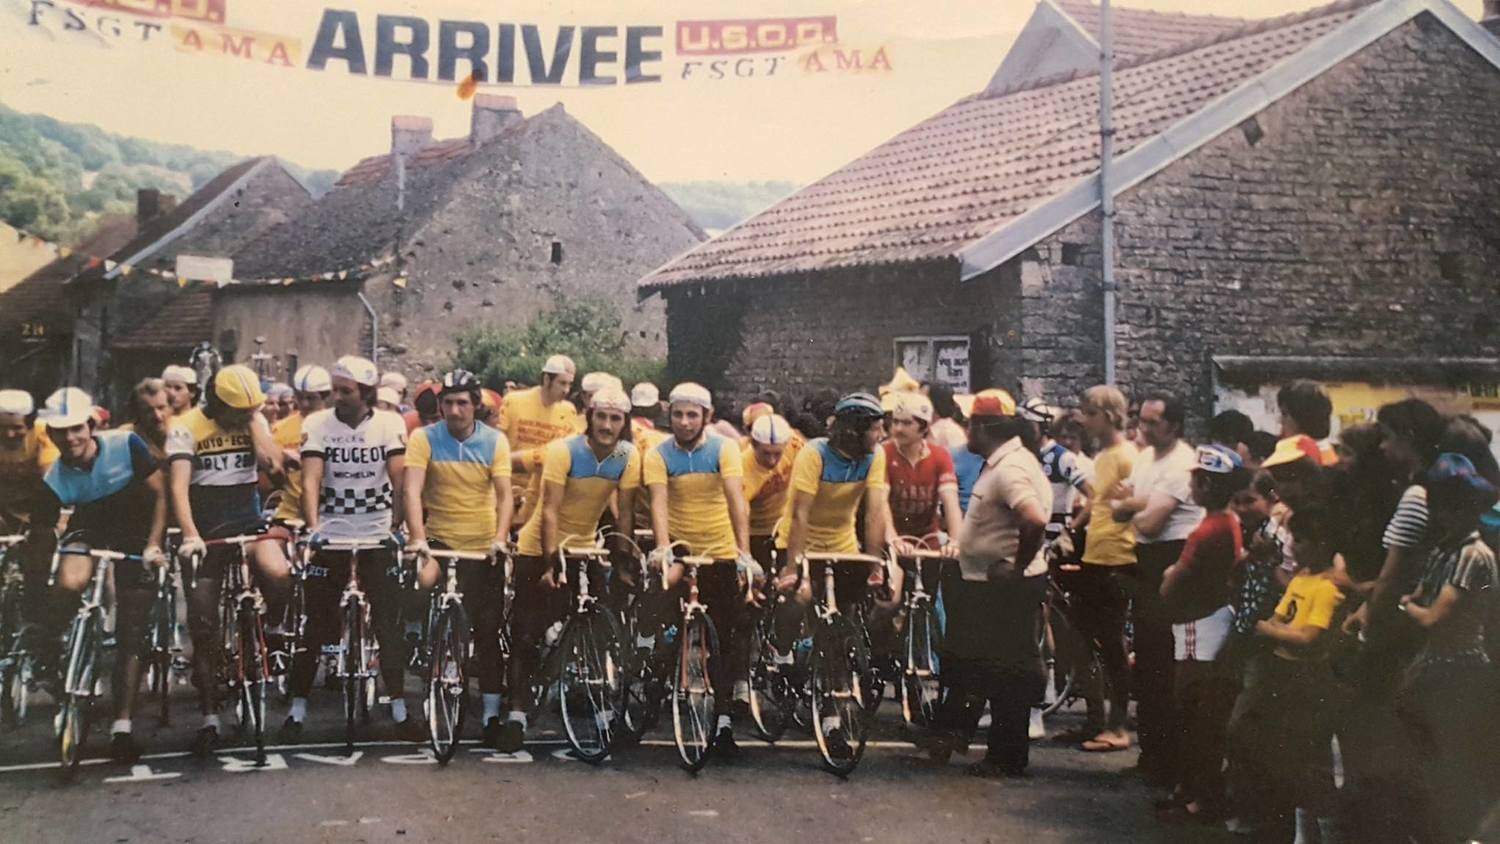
[1080,735,1130,752]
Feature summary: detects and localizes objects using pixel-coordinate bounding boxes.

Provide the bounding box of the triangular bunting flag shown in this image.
[321,271,335,280]
[177,276,189,288]
[104,260,118,272]
[58,246,72,258]
[393,277,408,289]
[337,270,348,279]
[120,264,133,276]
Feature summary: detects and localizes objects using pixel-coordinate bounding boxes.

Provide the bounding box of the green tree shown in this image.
[452,298,665,390]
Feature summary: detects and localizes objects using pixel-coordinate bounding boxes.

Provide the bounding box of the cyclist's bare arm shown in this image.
[782,489,815,579]
[940,485,963,556]
[540,479,566,558]
[387,452,406,533]
[169,459,201,541]
[615,486,636,540]
[1013,499,1048,574]
[143,467,169,556]
[301,454,323,532]
[492,474,513,545]
[722,475,751,556]
[863,485,892,557]
[648,482,670,552]
[402,462,429,545]
[248,413,283,478]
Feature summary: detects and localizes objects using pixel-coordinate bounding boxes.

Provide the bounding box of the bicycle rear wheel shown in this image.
[2,653,31,727]
[237,605,269,764]
[425,607,468,765]
[900,600,943,728]
[617,611,661,744]
[341,601,364,750]
[1042,605,1099,716]
[671,610,717,772]
[58,615,99,778]
[811,615,869,777]
[558,610,625,763]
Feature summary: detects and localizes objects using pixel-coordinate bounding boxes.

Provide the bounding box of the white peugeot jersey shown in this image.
[301,407,407,541]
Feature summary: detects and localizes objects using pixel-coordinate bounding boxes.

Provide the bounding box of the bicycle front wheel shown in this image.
[58,615,99,778]
[900,600,943,728]
[746,610,791,743]
[341,601,364,750]
[671,610,717,773]
[558,610,626,763]
[3,653,31,727]
[426,607,468,765]
[237,605,269,764]
[811,615,869,777]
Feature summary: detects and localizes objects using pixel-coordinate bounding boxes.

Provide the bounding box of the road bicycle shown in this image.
[142,527,184,727]
[415,546,489,764]
[550,538,630,764]
[669,551,721,773]
[190,527,282,765]
[798,551,885,777]
[609,529,667,745]
[1038,562,1106,719]
[891,538,945,729]
[0,533,33,727]
[50,535,143,779]
[271,519,308,700]
[312,533,398,752]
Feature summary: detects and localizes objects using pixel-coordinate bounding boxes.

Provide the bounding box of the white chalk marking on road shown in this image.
[295,751,364,766]
[474,750,534,764]
[625,791,647,799]
[319,820,348,827]
[104,764,181,783]
[687,810,720,818]
[551,747,610,763]
[222,754,288,773]
[380,750,438,765]
[359,817,381,824]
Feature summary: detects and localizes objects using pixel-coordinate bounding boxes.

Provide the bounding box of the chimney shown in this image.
[136,188,160,224]
[390,115,434,159]
[158,194,178,216]
[1484,0,1500,37]
[470,94,523,146]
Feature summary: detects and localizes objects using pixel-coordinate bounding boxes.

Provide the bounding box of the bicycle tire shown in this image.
[238,604,269,764]
[58,615,99,779]
[558,609,625,763]
[851,603,885,717]
[746,610,790,743]
[811,615,869,777]
[1041,605,1100,717]
[7,654,32,726]
[671,610,717,773]
[0,583,20,727]
[341,600,363,750]
[617,611,663,744]
[900,600,943,728]
[426,608,467,765]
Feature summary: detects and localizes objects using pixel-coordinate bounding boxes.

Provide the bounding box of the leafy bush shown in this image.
[452,298,665,390]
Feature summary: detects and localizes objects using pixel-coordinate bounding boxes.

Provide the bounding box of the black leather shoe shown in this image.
[494,719,525,753]
[110,732,142,764]
[191,725,220,758]
[277,716,303,744]
[713,726,739,760]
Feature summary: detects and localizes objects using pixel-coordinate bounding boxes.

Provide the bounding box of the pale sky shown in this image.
[0,0,1486,183]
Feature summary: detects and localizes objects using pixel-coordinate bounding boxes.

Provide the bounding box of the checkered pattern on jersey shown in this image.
[320,483,393,515]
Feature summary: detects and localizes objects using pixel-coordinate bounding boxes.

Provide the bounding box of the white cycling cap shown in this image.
[0,389,34,417]
[332,355,380,387]
[891,392,934,425]
[668,382,713,410]
[541,354,576,376]
[161,364,197,386]
[751,414,794,445]
[376,386,401,407]
[580,372,622,394]
[293,365,332,394]
[631,383,659,408]
[589,386,632,414]
[41,387,94,429]
[268,382,294,400]
[379,371,408,392]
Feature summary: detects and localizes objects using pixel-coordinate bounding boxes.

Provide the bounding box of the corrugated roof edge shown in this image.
[957,0,1500,280]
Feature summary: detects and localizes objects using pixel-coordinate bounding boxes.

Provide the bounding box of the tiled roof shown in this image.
[334,137,476,189]
[641,0,1373,290]
[112,288,214,351]
[0,215,138,336]
[1052,0,1249,64]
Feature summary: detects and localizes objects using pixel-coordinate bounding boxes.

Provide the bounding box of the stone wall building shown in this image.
[641,0,1500,445]
[232,95,705,381]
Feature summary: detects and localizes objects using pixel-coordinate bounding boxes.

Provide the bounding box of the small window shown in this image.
[1060,243,1085,266]
[550,241,563,265]
[1240,117,1264,147]
[1439,251,1463,282]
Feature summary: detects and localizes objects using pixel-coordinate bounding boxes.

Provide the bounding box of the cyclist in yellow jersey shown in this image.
[499,386,640,752]
[271,365,332,525]
[0,390,59,533]
[574,372,623,433]
[502,354,578,525]
[403,370,514,748]
[643,382,761,758]
[742,413,800,567]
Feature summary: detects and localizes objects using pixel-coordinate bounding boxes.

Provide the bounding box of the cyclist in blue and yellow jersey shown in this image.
[643,382,761,758]
[166,364,286,755]
[403,370,514,749]
[31,388,168,763]
[499,386,642,752]
[772,392,896,753]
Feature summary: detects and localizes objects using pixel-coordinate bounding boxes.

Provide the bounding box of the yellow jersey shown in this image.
[1082,441,1138,567]
[643,433,742,560]
[407,421,512,554]
[742,438,801,538]
[272,413,304,523]
[500,387,578,524]
[516,435,641,557]
[0,419,59,527]
[774,438,887,554]
[165,406,261,531]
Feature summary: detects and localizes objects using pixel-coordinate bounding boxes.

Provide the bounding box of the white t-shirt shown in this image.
[1128,441,1204,544]
[1174,605,1234,661]
[301,407,407,541]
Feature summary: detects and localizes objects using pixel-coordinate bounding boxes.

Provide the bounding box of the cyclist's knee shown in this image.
[54,553,92,593]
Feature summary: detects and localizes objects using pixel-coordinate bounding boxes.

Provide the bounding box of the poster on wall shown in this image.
[894,336,970,393]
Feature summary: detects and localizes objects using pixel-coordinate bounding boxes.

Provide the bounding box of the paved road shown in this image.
[0,678,1226,843]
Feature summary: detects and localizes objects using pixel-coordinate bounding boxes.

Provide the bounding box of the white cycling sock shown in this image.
[772,650,794,665]
[507,711,528,729]
[482,694,502,721]
[732,680,750,703]
[821,715,842,733]
[389,699,408,723]
[111,719,132,735]
[289,697,308,722]
[716,714,732,731]
[203,713,221,730]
